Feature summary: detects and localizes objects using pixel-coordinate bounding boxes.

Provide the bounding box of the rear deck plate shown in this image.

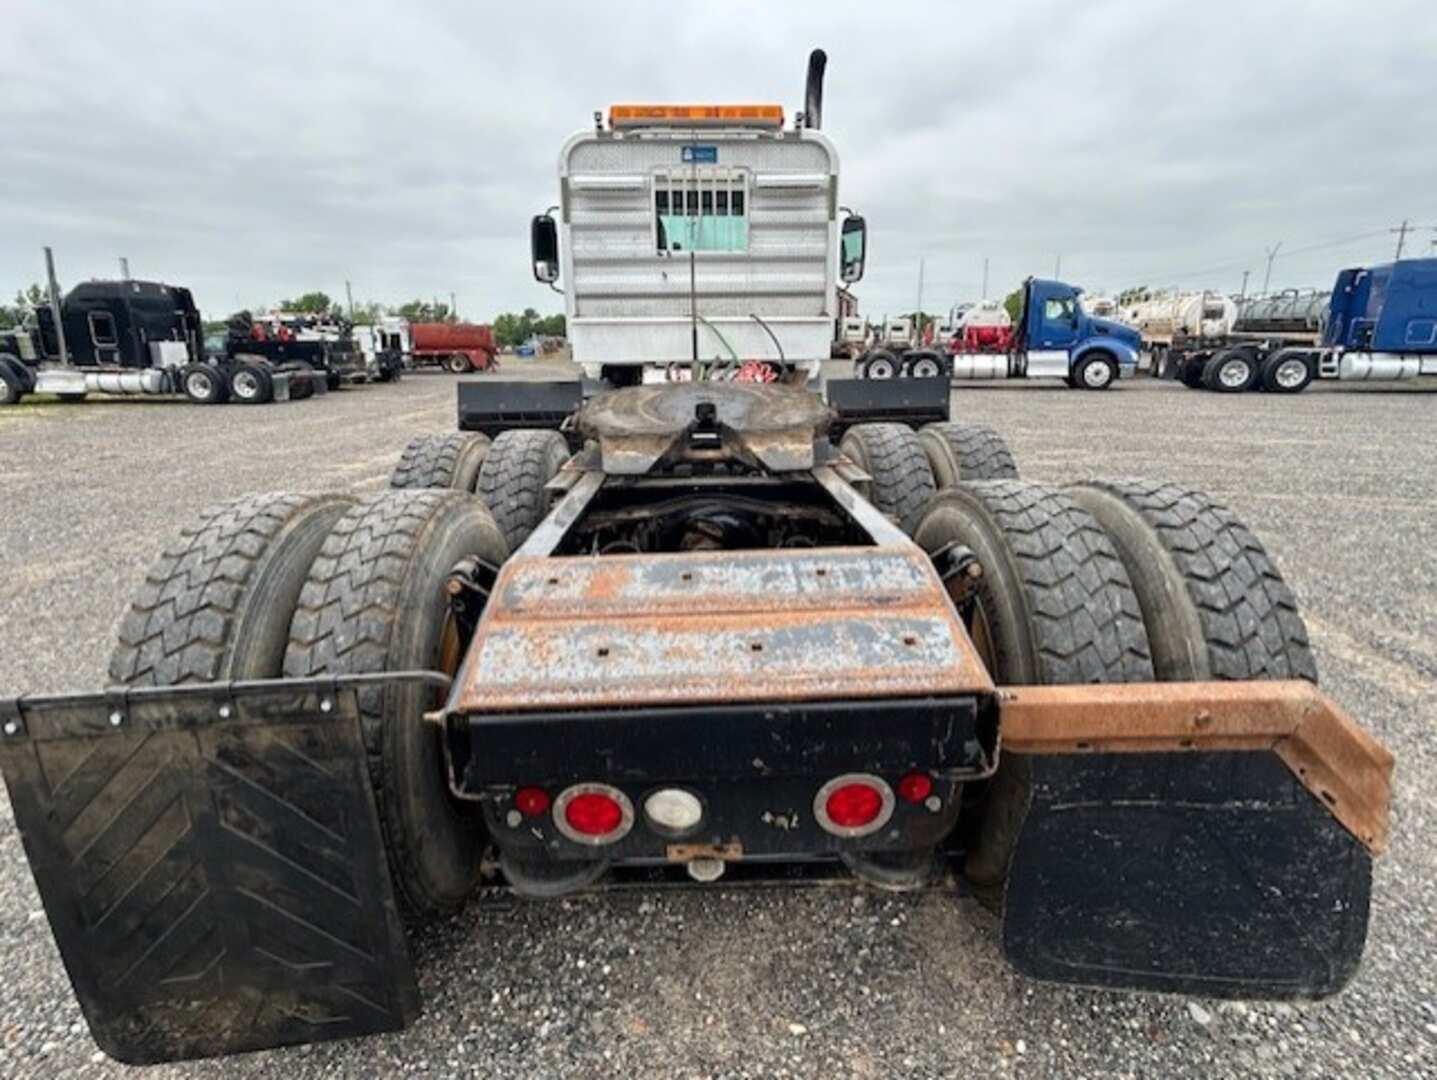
[454,546,993,712]
[0,680,417,1063]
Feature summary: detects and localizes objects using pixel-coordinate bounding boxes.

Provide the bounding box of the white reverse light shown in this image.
[644,788,704,833]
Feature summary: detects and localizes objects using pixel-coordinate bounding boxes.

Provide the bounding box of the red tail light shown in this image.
[514,786,550,818]
[827,783,883,827]
[814,774,894,838]
[897,772,934,804]
[553,784,634,845]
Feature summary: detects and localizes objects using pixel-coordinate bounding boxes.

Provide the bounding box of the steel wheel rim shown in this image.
[1275,359,1307,388]
[867,358,895,379]
[1219,360,1251,388]
[232,371,259,399]
[1082,361,1112,388]
[188,371,213,398]
[911,359,940,378]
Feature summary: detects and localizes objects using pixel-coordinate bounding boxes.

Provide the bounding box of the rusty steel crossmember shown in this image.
[453,545,994,712]
[998,679,1394,854]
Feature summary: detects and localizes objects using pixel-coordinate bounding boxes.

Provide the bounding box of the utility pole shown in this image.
[982,256,989,299]
[1261,242,1283,295]
[1054,254,1062,279]
[915,257,925,318]
[450,291,457,322]
[345,279,355,318]
[1239,269,1251,300]
[1390,220,1411,259]
[118,257,130,280]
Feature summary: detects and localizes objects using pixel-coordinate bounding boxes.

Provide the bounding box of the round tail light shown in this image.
[514,786,551,818]
[896,772,934,804]
[814,774,894,838]
[553,783,634,845]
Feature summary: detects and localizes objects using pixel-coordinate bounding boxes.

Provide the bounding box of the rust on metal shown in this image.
[454,545,993,713]
[666,840,744,862]
[999,680,1394,853]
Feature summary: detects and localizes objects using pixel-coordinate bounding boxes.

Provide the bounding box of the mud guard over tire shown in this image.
[0,679,421,1063]
[994,479,1371,998]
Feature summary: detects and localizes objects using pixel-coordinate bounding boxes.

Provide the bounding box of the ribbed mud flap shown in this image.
[0,680,418,1063]
[1000,750,1371,999]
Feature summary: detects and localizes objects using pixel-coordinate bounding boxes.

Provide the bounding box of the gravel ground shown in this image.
[0,364,1433,1079]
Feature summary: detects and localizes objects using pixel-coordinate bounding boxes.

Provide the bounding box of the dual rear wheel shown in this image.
[910,477,1316,904]
[109,488,510,922]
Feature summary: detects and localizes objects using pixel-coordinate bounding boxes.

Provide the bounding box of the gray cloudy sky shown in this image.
[5,1,1435,320]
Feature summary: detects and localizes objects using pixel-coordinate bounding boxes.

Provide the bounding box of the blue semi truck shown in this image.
[858,277,1143,389]
[1165,258,1437,392]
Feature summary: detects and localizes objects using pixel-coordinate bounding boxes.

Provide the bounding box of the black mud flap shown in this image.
[458,379,582,440]
[1000,751,1371,1000]
[826,376,950,436]
[0,678,420,1063]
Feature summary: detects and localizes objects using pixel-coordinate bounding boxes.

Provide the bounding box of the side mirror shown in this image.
[840,215,866,283]
[531,214,559,284]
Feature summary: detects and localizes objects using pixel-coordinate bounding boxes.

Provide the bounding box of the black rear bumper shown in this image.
[447,694,995,864]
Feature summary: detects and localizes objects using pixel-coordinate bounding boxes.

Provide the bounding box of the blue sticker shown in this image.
[682,146,718,164]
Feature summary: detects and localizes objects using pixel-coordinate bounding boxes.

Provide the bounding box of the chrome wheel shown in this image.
[231,370,261,400]
[1275,358,1308,389]
[909,357,942,378]
[1219,359,1252,388]
[865,357,896,379]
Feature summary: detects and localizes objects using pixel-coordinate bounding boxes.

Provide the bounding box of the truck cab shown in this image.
[1016,278,1141,387]
[530,101,865,386]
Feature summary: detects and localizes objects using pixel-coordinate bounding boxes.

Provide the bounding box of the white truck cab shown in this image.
[531,61,866,386]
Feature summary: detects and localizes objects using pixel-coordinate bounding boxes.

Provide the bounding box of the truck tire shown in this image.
[1072,352,1117,390]
[283,490,509,920]
[858,349,900,379]
[390,432,492,493]
[180,363,227,404]
[1203,348,1258,393]
[446,353,472,374]
[918,422,1019,486]
[0,362,25,406]
[475,429,572,550]
[903,349,946,379]
[109,492,354,686]
[1068,479,1316,682]
[909,482,1153,905]
[288,360,317,400]
[229,362,274,404]
[1177,356,1207,389]
[839,422,936,529]
[1260,349,1315,394]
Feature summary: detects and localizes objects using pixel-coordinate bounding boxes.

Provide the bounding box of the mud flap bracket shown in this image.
[0,677,424,1063]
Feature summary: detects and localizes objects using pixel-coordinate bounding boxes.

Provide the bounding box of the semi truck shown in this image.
[0,47,1393,1066]
[0,260,304,406]
[528,73,863,386]
[860,279,1142,389]
[223,310,369,396]
[1162,259,1437,392]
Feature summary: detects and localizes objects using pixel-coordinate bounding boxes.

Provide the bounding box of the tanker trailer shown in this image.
[410,321,499,373]
[1131,292,1237,377]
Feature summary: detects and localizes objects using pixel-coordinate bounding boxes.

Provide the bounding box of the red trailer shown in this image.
[411,322,499,373]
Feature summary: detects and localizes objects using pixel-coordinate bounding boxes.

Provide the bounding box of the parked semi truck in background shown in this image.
[859,279,1141,389]
[1162,259,1437,392]
[0,253,306,406]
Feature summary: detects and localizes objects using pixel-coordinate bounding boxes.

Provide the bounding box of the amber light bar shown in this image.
[608,104,785,129]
